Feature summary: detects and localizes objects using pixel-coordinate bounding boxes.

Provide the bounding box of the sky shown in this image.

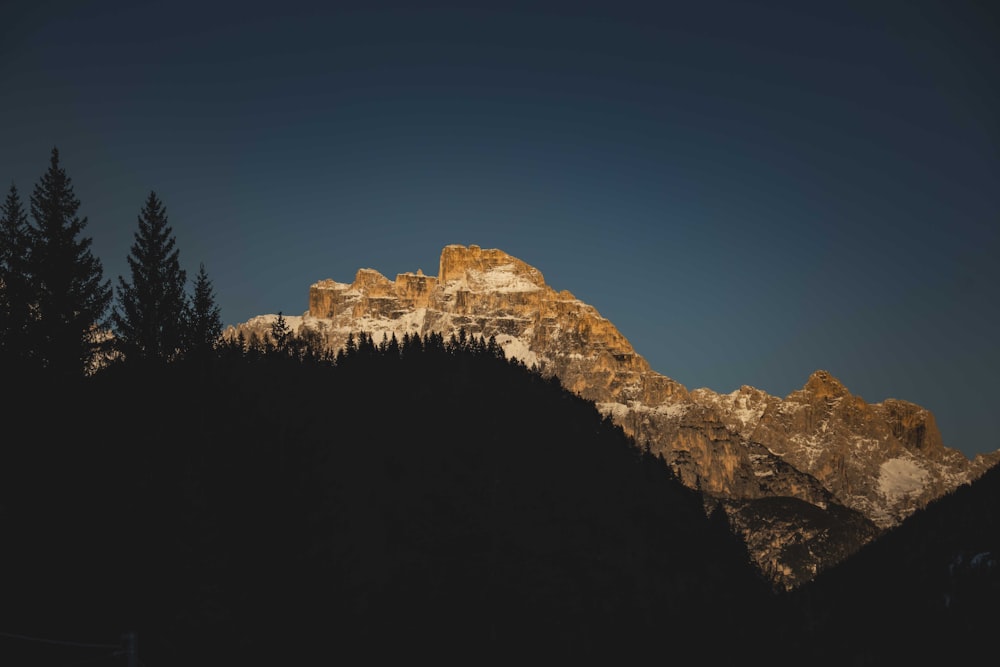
[2,1,997,458]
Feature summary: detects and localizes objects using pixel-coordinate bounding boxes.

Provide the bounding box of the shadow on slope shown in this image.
[785,458,1000,665]
[0,334,778,665]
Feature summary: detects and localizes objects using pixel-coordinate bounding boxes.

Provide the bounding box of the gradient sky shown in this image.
[3,1,997,458]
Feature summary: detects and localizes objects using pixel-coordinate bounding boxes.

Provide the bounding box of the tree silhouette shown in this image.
[26,147,111,377]
[269,311,291,353]
[0,183,33,369]
[186,262,223,357]
[112,190,188,363]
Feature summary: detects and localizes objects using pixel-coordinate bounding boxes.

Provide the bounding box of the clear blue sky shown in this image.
[3,1,997,458]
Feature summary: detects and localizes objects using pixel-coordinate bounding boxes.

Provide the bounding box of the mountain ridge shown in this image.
[227,244,1000,588]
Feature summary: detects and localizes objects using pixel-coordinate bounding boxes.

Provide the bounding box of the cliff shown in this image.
[227,244,1000,588]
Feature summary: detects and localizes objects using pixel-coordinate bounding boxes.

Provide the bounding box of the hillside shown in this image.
[784,458,1000,665]
[0,335,776,665]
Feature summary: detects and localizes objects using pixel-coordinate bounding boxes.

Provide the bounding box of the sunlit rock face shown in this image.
[296,244,657,405]
[228,244,1000,590]
[740,370,991,529]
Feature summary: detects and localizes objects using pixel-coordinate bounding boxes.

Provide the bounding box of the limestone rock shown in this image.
[743,369,997,528]
[226,244,1000,589]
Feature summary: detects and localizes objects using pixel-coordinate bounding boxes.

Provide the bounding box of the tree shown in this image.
[185,262,223,357]
[0,183,33,367]
[27,147,112,377]
[112,190,188,363]
[269,311,291,353]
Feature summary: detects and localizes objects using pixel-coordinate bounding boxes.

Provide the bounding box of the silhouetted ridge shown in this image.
[785,460,1000,665]
[0,330,774,666]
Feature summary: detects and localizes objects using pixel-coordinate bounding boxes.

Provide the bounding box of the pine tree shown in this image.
[186,262,223,357]
[387,332,400,358]
[112,190,188,363]
[27,147,112,377]
[270,311,291,353]
[0,183,33,367]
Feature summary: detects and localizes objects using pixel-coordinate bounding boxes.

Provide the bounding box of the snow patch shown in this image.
[246,313,306,331]
[601,400,690,418]
[595,402,630,420]
[653,402,690,417]
[878,456,930,501]
[723,389,767,429]
[443,263,542,294]
[496,334,539,367]
[751,454,775,478]
[779,401,806,414]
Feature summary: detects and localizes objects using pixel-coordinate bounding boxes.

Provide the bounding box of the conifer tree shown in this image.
[387,332,399,358]
[249,331,269,358]
[186,262,223,357]
[0,183,33,367]
[27,147,112,377]
[270,311,291,353]
[112,190,188,363]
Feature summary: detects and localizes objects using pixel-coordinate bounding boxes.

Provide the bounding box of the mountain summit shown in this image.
[228,244,1000,588]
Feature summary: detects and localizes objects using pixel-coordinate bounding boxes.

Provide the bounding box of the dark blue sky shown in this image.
[3,1,997,457]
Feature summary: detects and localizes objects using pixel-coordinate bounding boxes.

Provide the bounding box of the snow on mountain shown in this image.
[227,244,1000,589]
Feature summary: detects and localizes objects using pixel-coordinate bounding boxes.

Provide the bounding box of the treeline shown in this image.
[0,320,779,665]
[223,315,513,366]
[2,149,521,380]
[1,147,223,380]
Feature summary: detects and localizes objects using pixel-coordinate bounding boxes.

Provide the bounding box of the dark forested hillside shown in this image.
[0,333,780,665]
[785,457,1000,665]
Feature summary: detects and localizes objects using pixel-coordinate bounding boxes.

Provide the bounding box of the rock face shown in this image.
[227,244,1000,589]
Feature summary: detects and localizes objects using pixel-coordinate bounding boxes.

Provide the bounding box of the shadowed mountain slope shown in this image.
[784,459,1000,665]
[0,337,777,665]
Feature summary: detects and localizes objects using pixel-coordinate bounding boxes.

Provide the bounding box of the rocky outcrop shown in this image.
[730,369,997,528]
[227,244,1000,589]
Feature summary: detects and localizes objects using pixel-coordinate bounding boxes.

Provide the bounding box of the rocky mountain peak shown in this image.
[228,244,1000,590]
[878,399,945,459]
[801,369,851,401]
[351,268,392,291]
[438,244,546,291]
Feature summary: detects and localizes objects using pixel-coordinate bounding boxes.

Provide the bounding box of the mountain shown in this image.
[227,244,1000,588]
